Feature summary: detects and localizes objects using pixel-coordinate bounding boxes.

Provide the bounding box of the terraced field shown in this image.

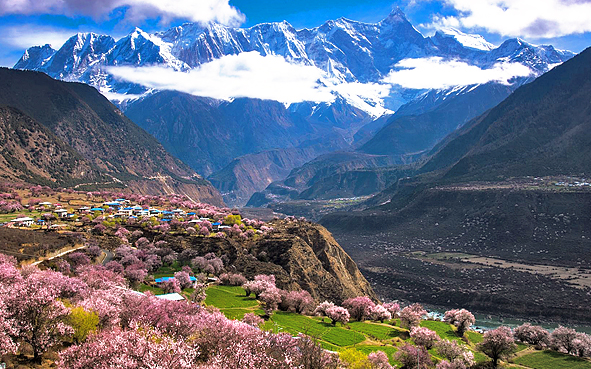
[203,285,591,368]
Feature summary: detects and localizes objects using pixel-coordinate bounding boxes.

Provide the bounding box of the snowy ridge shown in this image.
[14,9,575,117]
[437,28,494,51]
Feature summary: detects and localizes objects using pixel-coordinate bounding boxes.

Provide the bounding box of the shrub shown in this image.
[369,304,392,322]
[161,279,181,294]
[383,302,400,317]
[395,343,432,369]
[573,332,591,357]
[551,325,578,354]
[513,323,550,348]
[280,290,314,314]
[339,348,370,369]
[174,271,193,290]
[314,301,335,320]
[68,306,99,344]
[325,306,350,326]
[400,303,427,328]
[368,351,393,369]
[436,339,474,368]
[242,313,265,328]
[219,273,247,286]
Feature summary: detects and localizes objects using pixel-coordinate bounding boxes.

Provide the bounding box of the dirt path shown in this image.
[31,244,87,266]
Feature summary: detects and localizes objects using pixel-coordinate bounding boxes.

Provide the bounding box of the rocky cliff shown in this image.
[160,220,376,303]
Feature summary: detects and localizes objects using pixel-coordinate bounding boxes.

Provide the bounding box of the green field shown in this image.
[199,284,583,368]
[513,350,591,369]
[204,285,258,308]
[138,284,164,295]
[348,321,404,340]
[466,330,483,344]
[420,320,461,341]
[152,262,183,278]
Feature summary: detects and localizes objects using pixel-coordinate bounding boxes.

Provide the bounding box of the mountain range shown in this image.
[13,9,575,206]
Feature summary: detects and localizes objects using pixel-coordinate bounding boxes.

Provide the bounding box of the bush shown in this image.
[395,343,432,369]
[69,306,99,344]
[411,326,440,349]
[326,306,350,326]
[400,303,427,329]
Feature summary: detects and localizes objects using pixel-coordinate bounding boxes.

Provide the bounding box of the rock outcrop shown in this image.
[162,220,376,304]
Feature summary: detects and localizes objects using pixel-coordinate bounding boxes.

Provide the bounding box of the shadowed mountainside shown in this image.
[0,106,102,186]
[0,68,223,205]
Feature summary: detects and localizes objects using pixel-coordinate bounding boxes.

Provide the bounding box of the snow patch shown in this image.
[439,28,494,51]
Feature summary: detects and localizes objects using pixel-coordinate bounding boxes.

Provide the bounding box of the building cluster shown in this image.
[4,198,225,230]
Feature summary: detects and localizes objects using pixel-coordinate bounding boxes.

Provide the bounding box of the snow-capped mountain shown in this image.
[14,9,574,116]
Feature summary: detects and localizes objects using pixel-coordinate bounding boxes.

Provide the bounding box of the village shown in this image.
[2,198,232,232]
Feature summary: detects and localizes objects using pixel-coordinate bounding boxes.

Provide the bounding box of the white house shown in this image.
[54,209,68,218]
[11,217,34,227]
[155,293,185,301]
[172,209,185,217]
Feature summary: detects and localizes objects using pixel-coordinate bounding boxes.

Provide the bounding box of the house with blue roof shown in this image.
[154,276,197,283]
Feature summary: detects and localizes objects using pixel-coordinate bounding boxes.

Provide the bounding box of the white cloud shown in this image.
[0,25,74,49]
[108,51,335,104]
[0,0,244,26]
[382,57,533,90]
[431,0,591,38]
[328,81,392,116]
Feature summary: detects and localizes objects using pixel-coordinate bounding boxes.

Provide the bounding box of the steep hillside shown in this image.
[124,90,370,205]
[420,47,591,180]
[14,10,574,208]
[136,219,376,303]
[0,106,101,186]
[0,68,223,205]
[360,82,517,157]
[249,81,523,206]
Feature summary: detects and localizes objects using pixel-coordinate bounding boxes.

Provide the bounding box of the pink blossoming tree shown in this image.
[479,326,516,368]
[443,309,475,337]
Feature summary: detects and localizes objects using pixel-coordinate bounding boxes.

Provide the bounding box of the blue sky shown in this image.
[0,0,590,67]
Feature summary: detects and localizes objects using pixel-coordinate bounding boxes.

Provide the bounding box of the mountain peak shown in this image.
[129,27,150,38]
[14,44,56,70]
[382,7,408,23]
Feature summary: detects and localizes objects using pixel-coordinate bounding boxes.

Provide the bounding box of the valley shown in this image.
[321,178,591,324]
[1,1,591,366]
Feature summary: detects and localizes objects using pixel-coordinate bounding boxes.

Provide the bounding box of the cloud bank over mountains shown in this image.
[107,52,535,106]
[108,52,334,104]
[383,57,533,90]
